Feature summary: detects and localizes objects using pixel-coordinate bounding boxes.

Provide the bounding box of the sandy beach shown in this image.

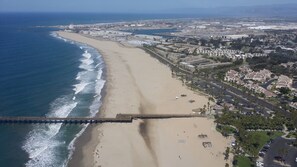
[58,31,233,167]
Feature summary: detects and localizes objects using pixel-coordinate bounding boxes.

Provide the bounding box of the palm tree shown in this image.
[208,96,215,102]
[203,105,207,114]
[176,59,182,69]
[207,96,214,113]
[193,67,199,76]
[181,75,185,86]
[190,77,194,90]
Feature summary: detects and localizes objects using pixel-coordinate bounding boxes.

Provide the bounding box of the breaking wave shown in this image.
[23,32,105,167]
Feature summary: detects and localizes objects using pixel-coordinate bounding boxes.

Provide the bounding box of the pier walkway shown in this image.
[0,113,206,124]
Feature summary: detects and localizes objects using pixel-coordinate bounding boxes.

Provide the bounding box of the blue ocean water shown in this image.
[0,13,195,167]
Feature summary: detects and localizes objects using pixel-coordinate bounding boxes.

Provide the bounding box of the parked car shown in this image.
[268,139,274,144]
[260,148,268,152]
[274,156,284,162]
[258,152,265,157]
[263,144,270,149]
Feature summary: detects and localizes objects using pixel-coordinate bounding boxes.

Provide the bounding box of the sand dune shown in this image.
[58,31,233,167]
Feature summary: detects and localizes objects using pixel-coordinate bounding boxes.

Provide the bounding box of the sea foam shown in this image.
[23,32,106,167]
[73,82,90,94]
[23,96,77,167]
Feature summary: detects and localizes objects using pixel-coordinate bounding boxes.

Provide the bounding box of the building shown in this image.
[225,70,239,82]
[275,75,293,89]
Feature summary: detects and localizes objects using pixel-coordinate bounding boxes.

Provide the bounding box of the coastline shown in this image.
[67,60,111,167]
[57,31,233,167]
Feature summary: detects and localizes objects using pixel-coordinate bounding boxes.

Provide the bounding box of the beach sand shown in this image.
[58,31,233,167]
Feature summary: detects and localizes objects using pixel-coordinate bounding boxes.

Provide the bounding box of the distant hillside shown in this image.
[170,4,297,18]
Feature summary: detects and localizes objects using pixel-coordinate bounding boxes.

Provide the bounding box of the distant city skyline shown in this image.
[1,0,297,13]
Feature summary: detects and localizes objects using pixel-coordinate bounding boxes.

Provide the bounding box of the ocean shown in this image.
[0,13,192,166]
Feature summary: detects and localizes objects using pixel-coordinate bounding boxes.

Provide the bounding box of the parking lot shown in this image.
[263,137,297,167]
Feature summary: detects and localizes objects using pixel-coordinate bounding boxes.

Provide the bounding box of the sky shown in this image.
[1,0,297,13]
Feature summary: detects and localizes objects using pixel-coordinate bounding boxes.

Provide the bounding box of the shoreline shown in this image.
[65,35,111,167]
[58,31,233,167]
[67,82,108,167]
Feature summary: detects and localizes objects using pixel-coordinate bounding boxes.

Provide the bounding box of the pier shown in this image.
[0,113,205,124]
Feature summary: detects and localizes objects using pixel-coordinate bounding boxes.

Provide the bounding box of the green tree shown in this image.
[279,87,291,95]
[224,147,230,160]
[293,96,297,103]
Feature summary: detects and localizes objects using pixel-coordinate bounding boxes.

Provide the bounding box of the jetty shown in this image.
[0,113,206,124]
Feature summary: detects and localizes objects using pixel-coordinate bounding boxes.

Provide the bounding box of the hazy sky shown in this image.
[1,0,297,13]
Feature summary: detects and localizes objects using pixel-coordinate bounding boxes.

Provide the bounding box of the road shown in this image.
[143,47,290,117]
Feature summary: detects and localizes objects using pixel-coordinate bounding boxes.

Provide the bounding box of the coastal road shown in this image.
[144,46,290,117]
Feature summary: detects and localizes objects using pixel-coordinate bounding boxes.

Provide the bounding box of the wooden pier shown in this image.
[0,113,206,124]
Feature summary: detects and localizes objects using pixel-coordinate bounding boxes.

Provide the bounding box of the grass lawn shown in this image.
[247,131,284,153]
[267,97,280,105]
[286,132,297,138]
[234,155,252,167]
[216,125,237,136]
